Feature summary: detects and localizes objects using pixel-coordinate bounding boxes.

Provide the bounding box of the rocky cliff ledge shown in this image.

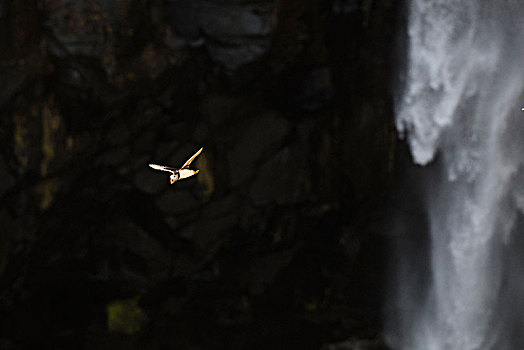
[0,0,402,349]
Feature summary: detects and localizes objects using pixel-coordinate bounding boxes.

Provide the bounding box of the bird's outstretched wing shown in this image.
[149,164,177,173]
[181,147,203,169]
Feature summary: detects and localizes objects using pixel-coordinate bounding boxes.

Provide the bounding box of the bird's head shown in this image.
[170,173,179,184]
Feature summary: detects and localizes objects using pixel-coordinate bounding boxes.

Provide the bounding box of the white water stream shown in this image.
[388,1,524,349]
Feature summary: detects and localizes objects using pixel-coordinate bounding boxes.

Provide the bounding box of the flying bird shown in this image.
[149,147,203,184]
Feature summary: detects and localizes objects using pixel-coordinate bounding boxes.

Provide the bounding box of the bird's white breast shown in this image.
[179,169,198,179]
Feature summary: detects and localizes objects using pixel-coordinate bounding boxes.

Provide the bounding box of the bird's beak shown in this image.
[170,178,175,184]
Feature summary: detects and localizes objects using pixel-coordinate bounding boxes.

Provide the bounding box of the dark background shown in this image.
[0,0,403,349]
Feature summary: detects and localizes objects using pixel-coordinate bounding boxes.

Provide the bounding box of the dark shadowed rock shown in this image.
[97,146,130,166]
[104,219,171,284]
[295,67,333,112]
[105,124,131,147]
[200,94,241,126]
[0,209,13,278]
[46,0,115,58]
[201,194,239,219]
[247,247,299,295]
[134,167,167,195]
[0,0,402,348]
[133,129,157,154]
[178,213,239,257]
[0,156,15,197]
[166,0,273,72]
[227,111,289,186]
[249,145,307,206]
[332,0,361,15]
[0,69,25,108]
[155,189,198,215]
[154,141,180,161]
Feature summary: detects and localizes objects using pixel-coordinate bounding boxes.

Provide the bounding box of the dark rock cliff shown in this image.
[0,0,402,349]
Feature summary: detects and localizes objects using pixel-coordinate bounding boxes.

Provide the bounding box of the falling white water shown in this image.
[389,1,524,349]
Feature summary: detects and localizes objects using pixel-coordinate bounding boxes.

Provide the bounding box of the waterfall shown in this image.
[388,1,524,349]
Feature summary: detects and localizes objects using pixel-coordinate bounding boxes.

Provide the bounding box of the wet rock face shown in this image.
[166,0,273,72]
[0,0,401,349]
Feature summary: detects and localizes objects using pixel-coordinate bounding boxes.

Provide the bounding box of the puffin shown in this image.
[149,147,203,184]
